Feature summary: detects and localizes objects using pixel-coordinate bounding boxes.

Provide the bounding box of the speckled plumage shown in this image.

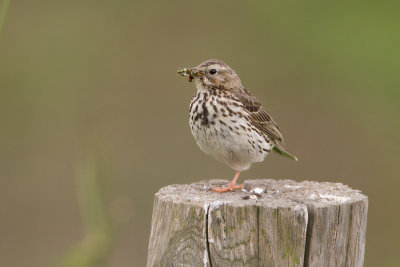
[189,88,272,171]
[179,59,296,192]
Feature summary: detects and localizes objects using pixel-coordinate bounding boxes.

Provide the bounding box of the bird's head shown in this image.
[177,59,242,92]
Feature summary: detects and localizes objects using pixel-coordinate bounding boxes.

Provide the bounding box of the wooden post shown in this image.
[147,179,368,267]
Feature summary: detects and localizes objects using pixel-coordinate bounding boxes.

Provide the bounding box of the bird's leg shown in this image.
[211,170,243,193]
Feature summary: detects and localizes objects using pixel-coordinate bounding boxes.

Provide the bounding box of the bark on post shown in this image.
[147,179,368,267]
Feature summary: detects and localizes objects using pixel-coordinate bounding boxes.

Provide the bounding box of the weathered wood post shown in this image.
[147,179,368,267]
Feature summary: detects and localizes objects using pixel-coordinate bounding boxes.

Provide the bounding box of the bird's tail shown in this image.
[273,145,298,161]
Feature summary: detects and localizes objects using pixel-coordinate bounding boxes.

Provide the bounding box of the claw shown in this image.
[211,184,243,193]
[210,170,242,193]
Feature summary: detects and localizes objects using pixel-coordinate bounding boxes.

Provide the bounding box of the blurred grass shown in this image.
[61,155,113,267]
[0,0,11,35]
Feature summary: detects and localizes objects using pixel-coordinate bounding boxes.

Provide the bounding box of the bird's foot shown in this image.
[211,184,243,193]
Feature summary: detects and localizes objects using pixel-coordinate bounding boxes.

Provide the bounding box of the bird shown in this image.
[177,59,297,193]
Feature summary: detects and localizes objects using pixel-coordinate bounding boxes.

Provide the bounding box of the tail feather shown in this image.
[273,146,298,161]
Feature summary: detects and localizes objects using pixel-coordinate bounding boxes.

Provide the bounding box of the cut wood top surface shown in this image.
[149,179,368,267]
[156,179,367,208]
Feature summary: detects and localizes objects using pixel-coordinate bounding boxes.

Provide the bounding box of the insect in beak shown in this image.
[177,68,202,82]
[177,68,195,82]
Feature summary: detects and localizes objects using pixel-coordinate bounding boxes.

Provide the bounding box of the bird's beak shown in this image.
[189,68,204,77]
[177,67,203,82]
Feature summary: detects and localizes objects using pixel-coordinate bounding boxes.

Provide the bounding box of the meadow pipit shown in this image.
[178,59,297,193]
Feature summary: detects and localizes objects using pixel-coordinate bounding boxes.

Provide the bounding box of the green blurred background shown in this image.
[0,1,399,266]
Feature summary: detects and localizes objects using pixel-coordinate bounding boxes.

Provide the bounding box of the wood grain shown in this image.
[147,179,368,267]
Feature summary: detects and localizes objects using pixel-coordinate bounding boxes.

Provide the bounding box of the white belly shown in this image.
[189,91,271,171]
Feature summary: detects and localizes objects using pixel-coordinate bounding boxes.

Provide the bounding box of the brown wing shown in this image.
[233,88,284,143]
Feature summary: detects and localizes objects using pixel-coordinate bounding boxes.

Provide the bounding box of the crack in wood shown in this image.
[147,179,368,267]
[205,205,212,267]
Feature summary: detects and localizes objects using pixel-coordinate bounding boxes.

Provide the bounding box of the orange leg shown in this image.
[211,170,243,193]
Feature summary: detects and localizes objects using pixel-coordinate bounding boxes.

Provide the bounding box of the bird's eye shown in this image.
[209,69,217,75]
